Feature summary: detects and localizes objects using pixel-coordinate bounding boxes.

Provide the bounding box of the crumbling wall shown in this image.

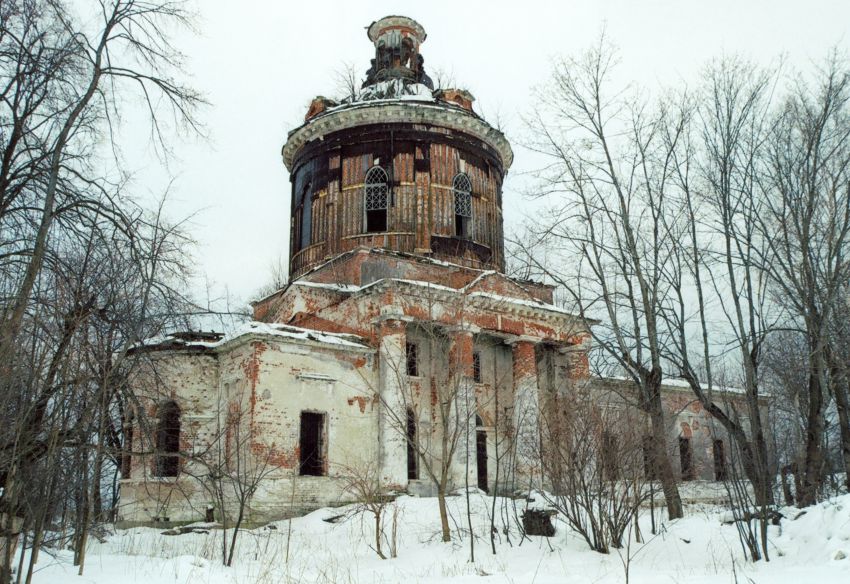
[119,337,379,526]
[119,351,221,525]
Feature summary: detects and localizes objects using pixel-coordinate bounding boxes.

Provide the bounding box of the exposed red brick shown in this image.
[448,330,474,378]
[512,341,537,380]
[347,396,371,413]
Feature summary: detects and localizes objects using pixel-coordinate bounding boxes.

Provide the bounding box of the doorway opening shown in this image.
[299,412,325,476]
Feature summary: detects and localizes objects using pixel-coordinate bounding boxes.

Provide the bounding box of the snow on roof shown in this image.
[597,375,759,396]
[291,280,362,293]
[288,275,582,319]
[459,270,499,291]
[465,290,580,317]
[296,94,483,136]
[138,322,368,352]
[351,80,435,103]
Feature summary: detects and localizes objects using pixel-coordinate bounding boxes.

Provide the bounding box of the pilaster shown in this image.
[448,327,478,489]
[377,311,410,490]
[511,339,541,489]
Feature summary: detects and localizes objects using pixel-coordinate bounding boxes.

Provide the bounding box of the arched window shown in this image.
[678,436,693,481]
[154,401,181,477]
[453,173,472,237]
[364,166,388,233]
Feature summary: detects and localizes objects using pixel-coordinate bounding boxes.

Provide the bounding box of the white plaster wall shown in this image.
[119,337,380,526]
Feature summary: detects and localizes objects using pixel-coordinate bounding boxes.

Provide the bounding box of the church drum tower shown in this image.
[282,15,513,279]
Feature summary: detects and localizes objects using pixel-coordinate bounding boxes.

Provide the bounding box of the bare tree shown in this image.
[539,386,650,553]
[188,389,286,567]
[757,53,850,505]
[334,61,362,102]
[516,34,685,519]
[0,196,194,581]
[660,59,777,507]
[0,2,202,578]
[339,460,396,560]
[827,285,850,492]
[0,0,202,355]
[361,290,482,543]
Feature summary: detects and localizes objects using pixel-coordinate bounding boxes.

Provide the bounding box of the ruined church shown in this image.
[119,16,752,526]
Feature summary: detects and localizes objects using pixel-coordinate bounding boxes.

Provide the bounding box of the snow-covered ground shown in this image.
[26,492,850,583]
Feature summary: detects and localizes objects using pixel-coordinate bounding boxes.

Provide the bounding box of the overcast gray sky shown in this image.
[131,0,850,311]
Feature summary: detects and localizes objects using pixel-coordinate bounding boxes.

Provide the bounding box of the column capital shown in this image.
[444,323,480,335]
[373,305,414,325]
[376,317,412,328]
[556,343,583,353]
[504,335,538,347]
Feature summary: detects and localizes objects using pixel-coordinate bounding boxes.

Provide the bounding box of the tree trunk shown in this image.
[799,358,827,507]
[437,480,451,542]
[226,503,245,567]
[374,511,385,559]
[831,379,850,494]
[648,393,683,519]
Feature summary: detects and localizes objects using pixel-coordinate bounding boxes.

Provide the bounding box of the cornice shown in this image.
[282,101,513,171]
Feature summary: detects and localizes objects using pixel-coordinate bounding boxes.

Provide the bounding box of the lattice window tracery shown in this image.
[453,172,472,237]
[365,166,389,211]
[453,173,472,217]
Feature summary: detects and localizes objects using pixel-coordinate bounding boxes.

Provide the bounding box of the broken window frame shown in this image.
[453,172,472,238]
[364,165,389,233]
[678,436,693,481]
[154,401,181,478]
[406,341,419,377]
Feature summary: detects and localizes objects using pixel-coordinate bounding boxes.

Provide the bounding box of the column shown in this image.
[448,328,478,489]
[511,339,541,489]
[377,313,409,490]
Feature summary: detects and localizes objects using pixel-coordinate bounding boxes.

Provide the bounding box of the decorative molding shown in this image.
[283,102,513,171]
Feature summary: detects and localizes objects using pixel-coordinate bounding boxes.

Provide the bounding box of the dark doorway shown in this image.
[407,408,418,480]
[299,412,325,476]
[713,439,727,481]
[476,430,488,492]
[679,437,693,480]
